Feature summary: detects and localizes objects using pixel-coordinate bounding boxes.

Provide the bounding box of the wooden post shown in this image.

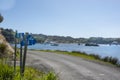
[20,42,23,76]
[22,33,28,76]
[14,30,17,73]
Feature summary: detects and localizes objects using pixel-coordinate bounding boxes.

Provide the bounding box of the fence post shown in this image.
[14,30,17,73]
[22,33,28,76]
[20,40,23,76]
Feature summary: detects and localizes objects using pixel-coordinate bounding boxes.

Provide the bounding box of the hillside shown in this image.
[1,28,120,44]
[33,34,120,44]
[0,28,14,43]
[0,29,14,57]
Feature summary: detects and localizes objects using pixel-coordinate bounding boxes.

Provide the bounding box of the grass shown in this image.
[14,67,58,80]
[0,59,58,80]
[39,50,100,60]
[38,50,120,67]
[0,60,14,80]
[0,35,58,80]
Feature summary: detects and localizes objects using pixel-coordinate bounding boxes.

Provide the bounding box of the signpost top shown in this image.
[15,32,36,46]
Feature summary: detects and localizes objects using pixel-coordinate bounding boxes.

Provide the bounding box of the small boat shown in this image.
[51,43,59,46]
[110,41,119,45]
[50,42,59,46]
[44,39,51,45]
[78,43,81,45]
[85,43,99,46]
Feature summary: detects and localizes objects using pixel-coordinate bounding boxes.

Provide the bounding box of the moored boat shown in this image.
[85,43,99,46]
[51,43,59,46]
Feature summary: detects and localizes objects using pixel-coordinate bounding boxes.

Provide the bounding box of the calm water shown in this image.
[27,43,120,59]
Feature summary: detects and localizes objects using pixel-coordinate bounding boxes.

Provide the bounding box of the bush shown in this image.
[0,60,14,80]
[0,43,7,58]
[72,51,80,53]
[0,60,58,80]
[41,72,58,80]
[71,51,87,55]
[71,51,120,66]
[89,54,101,60]
[102,56,120,65]
[110,57,119,65]
[102,56,109,62]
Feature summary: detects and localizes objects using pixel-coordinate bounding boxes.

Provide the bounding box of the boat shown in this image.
[51,43,59,46]
[50,42,59,46]
[43,39,51,45]
[78,43,81,45]
[85,43,99,46]
[110,41,119,45]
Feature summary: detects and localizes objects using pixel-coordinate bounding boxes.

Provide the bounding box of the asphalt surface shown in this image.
[27,50,120,80]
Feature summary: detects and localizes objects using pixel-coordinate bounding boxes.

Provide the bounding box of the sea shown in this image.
[26,43,120,59]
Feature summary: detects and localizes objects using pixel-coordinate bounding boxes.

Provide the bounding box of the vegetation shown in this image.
[32,34,120,44]
[39,50,120,67]
[1,28,120,44]
[102,56,119,65]
[0,60,58,80]
[0,38,58,80]
[0,43,8,58]
[0,60,14,80]
[0,28,15,43]
[0,14,3,23]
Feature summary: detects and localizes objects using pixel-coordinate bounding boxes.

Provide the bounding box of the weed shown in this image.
[0,60,14,80]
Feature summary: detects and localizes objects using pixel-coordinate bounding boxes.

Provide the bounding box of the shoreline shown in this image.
[30,49,120,68]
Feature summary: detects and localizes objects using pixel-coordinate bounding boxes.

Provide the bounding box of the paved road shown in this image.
[27,51,120,80]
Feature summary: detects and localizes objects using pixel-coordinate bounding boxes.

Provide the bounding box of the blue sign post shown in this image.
[14,31,36,76]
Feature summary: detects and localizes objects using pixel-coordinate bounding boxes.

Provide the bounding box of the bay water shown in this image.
[27,43,120,59]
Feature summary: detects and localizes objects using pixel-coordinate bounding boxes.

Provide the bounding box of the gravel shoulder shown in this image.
[27,50,120,80]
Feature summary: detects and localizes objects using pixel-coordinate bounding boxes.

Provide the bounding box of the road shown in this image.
[27,50,120,80]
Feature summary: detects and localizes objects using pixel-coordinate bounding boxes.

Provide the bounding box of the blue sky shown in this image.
[0,0,120,38]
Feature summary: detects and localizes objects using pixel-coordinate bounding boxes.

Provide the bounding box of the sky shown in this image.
[0,0,120,38]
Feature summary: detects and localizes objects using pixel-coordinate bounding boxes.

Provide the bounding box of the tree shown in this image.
[0,14,3,23]
[1,28,15,43]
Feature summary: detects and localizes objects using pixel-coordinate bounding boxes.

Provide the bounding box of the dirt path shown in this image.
[27,50,120,80]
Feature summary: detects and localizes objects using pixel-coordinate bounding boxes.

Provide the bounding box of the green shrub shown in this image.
[41,72,58,80]
[0,60,14,80]
[0,59,58,80]
[102,56,119,65]
[102,56,109,62]
[71,51,87,55]
[89,54,101,60]
[110,57,119,65]
[0,43,6,53]
[0,43,7,58]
